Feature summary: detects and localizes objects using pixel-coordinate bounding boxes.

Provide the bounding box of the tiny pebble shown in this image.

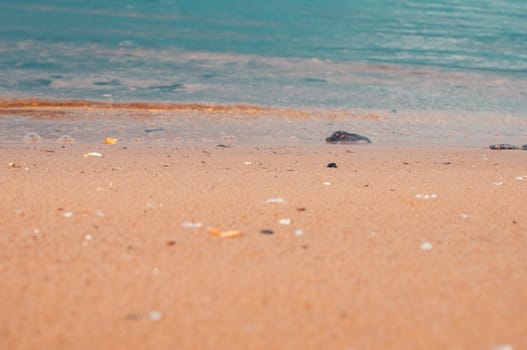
[260,229,274,235]
[244,161,253,165]
[149,310,162,321]
[181,221,203,228]
[327,162,338,168]
[323,181,332,186]
[294,229,304,236]
[266,197,286,204]
[278,218,291,225]
[420,242,433,250]
[64,212,74,218]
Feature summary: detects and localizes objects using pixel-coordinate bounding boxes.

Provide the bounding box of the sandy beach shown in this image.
[1,142,526,349]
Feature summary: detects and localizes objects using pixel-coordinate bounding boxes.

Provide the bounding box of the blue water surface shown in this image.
[1,0,526,112]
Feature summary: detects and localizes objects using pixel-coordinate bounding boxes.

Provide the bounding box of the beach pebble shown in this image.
[260,229,274,235]
[23,133,41,143]
[181,221,203,228]
[294,229,304,236]
[64,212,74,218]
[278,218,291,225]
[420,242,433,250]
[244,161,253,165]
[489,144,518,150]
[266,197,286,204]
[149,310,163,321]
[323,181,332,186]
[325,130,371,144]
[327,162,338,168]
[415,194,437,199]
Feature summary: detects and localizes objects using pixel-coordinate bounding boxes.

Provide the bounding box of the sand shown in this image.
[1,143,526,350]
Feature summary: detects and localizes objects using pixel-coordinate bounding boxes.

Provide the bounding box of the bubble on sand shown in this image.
[57,135,75,143]
[23,133,41,143]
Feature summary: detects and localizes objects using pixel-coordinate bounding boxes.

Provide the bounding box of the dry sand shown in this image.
[1,143,526,349]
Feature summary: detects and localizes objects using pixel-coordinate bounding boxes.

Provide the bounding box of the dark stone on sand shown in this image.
[326,131,371,144]
[327,162,338,168]
[260,229,274,235]
[522,144,527,150]
[489,144,519,150]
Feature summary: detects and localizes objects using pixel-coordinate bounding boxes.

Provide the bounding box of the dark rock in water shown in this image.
[522,144,527,150]
[326,131,371,144]
[326,162,338,168]
[489,144,519,150]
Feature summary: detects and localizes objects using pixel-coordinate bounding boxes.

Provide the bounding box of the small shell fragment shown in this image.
[278,218,292,225]
[514,175,527,181]
[149,310,163,321]
[415,194,437,199]
[103,137,119,145]
[266,197,286,204]
[294,229,304,236]
[181,221,203,228]
[83,152,103,158]
[7,162,18,168]
[420,242,433,250]
[64,212,74,218]
[208,227,221,236]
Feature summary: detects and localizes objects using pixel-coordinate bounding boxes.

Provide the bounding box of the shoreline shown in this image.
[1,143,526,349]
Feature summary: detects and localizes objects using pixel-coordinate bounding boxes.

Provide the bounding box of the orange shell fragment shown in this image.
[207,227,242,238]
[207,227,221,236]
[103,137,119,145]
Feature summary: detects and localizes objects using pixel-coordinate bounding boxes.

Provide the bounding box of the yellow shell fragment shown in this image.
[8,162,17,168]
[220,230,242,238]
[207,227,221,236]
[207,227,242,238]
[103,137,119,145]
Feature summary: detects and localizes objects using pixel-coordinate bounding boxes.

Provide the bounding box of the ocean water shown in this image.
[1,0,527,145]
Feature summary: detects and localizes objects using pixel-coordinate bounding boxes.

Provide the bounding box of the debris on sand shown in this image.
[327,162,337,168]
[325,130,371,144]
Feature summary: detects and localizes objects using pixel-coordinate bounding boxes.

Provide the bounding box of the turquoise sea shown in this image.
[1,1,526,144]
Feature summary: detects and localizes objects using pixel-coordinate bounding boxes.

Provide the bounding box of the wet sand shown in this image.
[1,143,526,349]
